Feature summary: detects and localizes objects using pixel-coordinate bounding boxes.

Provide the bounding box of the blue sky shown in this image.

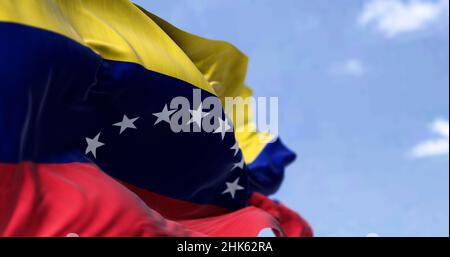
[134,0,449,236]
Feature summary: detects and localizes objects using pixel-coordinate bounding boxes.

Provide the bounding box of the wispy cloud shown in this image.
[330,58,365,77]
[359,0,449,38]
[411,119,449,158]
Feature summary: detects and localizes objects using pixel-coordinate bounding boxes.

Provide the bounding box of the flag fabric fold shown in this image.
[0,0,311,237]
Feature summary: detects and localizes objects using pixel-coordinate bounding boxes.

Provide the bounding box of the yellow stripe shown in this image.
[144,11,272,163]
[0,0,270,163]
[0,0,214,94]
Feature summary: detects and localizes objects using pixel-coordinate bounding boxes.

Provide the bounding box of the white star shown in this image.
[85,132,104,158]
[232,156,245,170]
[153,105,176,125]
[187,104,209,128]
[222,177,245,199]
[214,117,232,140]
[230,141,240,157]
[113,115,139,134]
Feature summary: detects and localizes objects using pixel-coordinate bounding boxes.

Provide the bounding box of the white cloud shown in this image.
[411,119,449,158]
[331,58,365,77]
[359,0,449,38]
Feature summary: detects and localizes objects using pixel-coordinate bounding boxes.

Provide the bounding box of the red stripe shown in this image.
[0,162,290,237]
[121,181,229,220]
[179,206,280,236]
[249,193,313,237]
[0,162,203,236]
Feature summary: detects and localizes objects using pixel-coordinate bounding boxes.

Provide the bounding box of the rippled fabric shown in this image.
[0,0,311,237]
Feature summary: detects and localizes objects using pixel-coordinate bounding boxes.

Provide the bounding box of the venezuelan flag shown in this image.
[0,0,311,237]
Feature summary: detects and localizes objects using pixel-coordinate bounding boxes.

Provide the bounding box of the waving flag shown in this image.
[0,0,311,237]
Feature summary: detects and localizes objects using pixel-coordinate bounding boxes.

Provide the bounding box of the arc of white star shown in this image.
[232,156,245,170]
[187,104,209,127]
[214,117,232,140]
[222,177,245,199]
[113,115,139,134]
[230,141,240,157]
[153,105,176,125]
[85,132,104,159]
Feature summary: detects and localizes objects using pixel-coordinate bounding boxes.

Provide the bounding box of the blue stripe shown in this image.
[0,22,248,210]
[247,138,296,196]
